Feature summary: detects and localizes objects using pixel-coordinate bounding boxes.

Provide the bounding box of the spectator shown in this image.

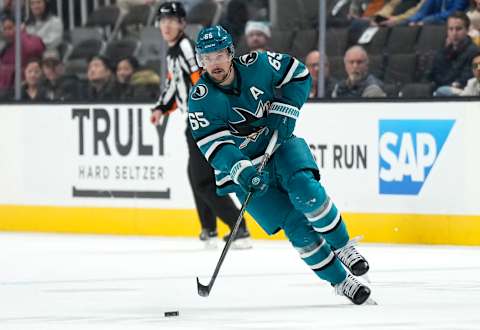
[332,45,387,98]
[460,51,480,95]
[115,56,139,97]
[20,58,47,100]
[24,0,63,53]
[467,0,480,45]
[0,0,25,22]
[327,0,377,21]
[41,52,83,101]
[407,0,469,25]
[244,20,270,52]
[374,0,425,26]
[0,0,11,21]
[129,67,161,100]
[305,50,336,98]
[115,55,160,100]
[431,12,479,96]
[349,0,423,45]
[358,0,387,17]
[116,56,138,84]
[0,15,45,94]
[86,55,121,101]
[349,0,378,18]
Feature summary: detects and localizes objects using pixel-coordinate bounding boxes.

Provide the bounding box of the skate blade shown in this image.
[230,238,252,250]
[365,297,378,305]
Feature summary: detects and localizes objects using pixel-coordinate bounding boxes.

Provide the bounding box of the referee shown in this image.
[150,1,251,249]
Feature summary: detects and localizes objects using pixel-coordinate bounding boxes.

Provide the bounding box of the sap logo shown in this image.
[379,120,455,195]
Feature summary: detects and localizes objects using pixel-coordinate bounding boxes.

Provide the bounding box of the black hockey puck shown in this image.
[164,311,179,317]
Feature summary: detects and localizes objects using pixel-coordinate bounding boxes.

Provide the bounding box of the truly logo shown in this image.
[379,120,455,195]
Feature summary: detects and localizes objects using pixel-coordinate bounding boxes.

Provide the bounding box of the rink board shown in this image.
[0,101,479,244]
[1,205,480,245]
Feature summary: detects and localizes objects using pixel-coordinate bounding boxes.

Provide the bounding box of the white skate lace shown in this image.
[334,236,364,269]
[335,274,361,299]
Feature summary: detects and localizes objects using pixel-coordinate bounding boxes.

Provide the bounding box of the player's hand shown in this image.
[237,166,269,196]
[379,18,397,27]
[266,102,298,143]
[150,110,163,125]
[267,113,295,142]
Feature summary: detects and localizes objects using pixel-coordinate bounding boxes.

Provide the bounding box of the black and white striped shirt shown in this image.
[153,33,201,114]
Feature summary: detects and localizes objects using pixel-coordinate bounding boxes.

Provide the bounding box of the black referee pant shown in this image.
[185,129,248,233]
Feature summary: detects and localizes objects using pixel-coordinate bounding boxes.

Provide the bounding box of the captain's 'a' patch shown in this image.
[191,84,208,100]
[239,52,258,66]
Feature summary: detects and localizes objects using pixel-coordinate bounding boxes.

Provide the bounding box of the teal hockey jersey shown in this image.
[188,51,311,194]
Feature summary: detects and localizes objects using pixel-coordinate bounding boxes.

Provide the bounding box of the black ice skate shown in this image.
[223,227,252,250]
[335,274,371,305]
[199,229,218,249]
[334,237,369,277]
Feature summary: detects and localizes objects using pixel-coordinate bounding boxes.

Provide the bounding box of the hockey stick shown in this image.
[196,130,279,297]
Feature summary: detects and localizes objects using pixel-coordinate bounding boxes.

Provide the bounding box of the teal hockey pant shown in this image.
[239,171,350,285]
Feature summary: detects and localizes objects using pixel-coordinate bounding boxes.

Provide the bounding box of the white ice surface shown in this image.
[1,233,480,330]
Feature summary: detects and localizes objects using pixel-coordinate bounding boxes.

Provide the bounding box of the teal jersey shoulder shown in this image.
[187,51,311,194]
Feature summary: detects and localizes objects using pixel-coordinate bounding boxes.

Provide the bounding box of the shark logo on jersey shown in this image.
[379,119,455,195]
[239,52,258,66]
[228,100,270,148]
[191,84,208,100]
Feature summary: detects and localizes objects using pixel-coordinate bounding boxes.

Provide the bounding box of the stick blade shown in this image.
[196,277,210,297]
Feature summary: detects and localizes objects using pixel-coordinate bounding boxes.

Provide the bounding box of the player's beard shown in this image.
[211,64,233,85]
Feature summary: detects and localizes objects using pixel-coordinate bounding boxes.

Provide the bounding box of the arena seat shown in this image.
[384,53,417,84]
[85,5,122,41]
[362,27,390,55]
[291,29,318,60]
[399,82,434,98]
[118,4,155,39]
[387,25,420,54]
[326,27,349,56]
[104,39,141,63]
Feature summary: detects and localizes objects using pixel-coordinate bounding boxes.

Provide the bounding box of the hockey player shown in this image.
[150,2,251,249]
[188,25,372,305]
